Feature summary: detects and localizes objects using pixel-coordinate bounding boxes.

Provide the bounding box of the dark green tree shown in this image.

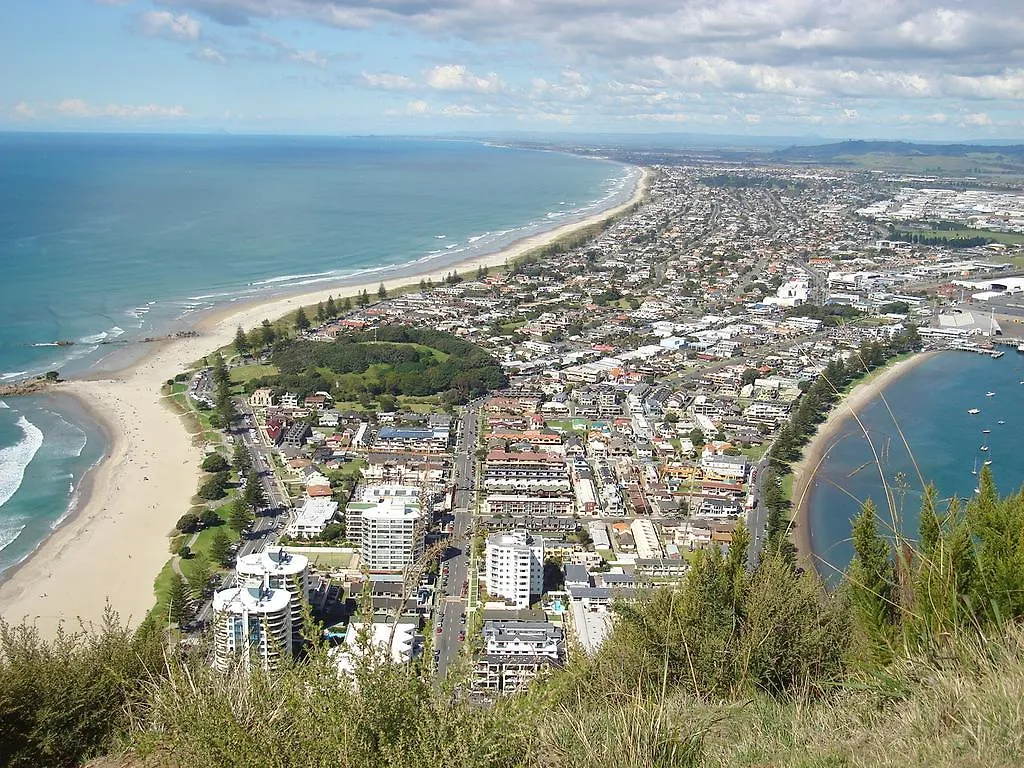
[260,319,276,347]
[166,573,192,627]
[849,499,895,648]
[210,529,234,567]
[325,295,337,317]
[201,453,230,473]
[294,307,310,331]
[244,469,266,511]
[377,282,387,299]
[233,326,250,356]
[228,497,254,533]
[232,441,251,476]
[175,513,200,534]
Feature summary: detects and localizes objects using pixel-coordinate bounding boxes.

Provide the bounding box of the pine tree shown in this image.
[294,307,310,331]
[233,441,251,476]
[316,302,325,323]
[166,573,192,627]
[325,295,337,317]
[233,326,249,356]
[377,282,387,299]
[244,469,266,511]
[342,296,352,311]
[210,529,233,568]
[260,319,276,347]
[849,499,895,644]
[189,556,213,599]
[918,484,940,557]
[228,497,253,534]
[477,264,487,280]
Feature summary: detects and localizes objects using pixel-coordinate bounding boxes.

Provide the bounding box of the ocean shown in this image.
[0,133,637,575]
[806,350,1024,579]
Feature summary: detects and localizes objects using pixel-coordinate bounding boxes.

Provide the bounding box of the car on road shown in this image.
[436,625,443,634]
[457,631,465,642]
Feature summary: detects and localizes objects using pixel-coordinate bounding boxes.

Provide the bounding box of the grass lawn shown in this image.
[741,444,768,461]
[298,551,358,570]
[781,473,794,507]
[229,363,278,385]
[397,394,443,413]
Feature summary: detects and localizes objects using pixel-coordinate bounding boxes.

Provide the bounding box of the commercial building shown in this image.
[286,497,339,539]
[346,484,420,541]
[212,585,292,672]
[236,547,310,649]
[485,530,545,608]
[360,496,425,574]
[473,620,564,694]
[483,451,571,493]
[484,494,573,518]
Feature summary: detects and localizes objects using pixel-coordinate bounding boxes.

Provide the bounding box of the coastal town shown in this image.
[165,162,1024,691]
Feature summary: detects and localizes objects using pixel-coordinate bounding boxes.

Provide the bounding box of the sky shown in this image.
[2,0,1023,140]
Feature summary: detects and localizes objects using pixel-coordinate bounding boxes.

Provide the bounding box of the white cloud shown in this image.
[405,100,430,115]
[193,47,227,64]
[362,72,417,90]
[963,112,992,126]
[424,64,504,93]
[151,0,1024,134]
[137,10,201,41]
[252,32,330,68]
[17,99,188,119]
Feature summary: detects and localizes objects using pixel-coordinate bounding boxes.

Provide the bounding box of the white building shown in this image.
[360,497,424,573]
[286,497,340,539]
[335,618,418,675]
[212,585,292,672]
[630,519,665,560]
[485,530,545,608]
[236,547,310,649]
[346,484,420,541]
[474,620,564,694]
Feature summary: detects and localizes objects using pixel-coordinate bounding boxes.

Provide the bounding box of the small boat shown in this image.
[971,457,978,476]
[982,429,991,434]
[980,445,990,452]
[1017,343,1024,353]
[984,459,993,466]
[986,392,996,397]
[998,420,1006,424]
[968,408,981,414]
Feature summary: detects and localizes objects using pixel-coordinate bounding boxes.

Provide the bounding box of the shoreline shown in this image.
[0,166,651,636]
[789,351,937,574]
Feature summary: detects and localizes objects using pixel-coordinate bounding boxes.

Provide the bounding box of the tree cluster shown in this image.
[247,326,506,406]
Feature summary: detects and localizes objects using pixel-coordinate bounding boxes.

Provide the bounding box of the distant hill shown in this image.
[772,140,1024,174]
[774,140,1024,160]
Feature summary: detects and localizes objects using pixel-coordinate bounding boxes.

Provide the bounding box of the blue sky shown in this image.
[2,0,1022,139]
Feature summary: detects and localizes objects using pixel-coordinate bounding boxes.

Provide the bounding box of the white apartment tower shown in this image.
[212,585,292,672]
[360,497,425,573]
[485,529,545,608]
[236,547,310,649]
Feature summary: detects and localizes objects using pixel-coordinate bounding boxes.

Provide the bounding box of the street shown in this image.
[434,399,480,679]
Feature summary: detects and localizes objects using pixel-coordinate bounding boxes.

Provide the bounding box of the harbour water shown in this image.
[806,350,1024,578]
[0,133,636,575]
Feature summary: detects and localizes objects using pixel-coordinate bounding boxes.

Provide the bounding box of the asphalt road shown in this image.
[434,399,480,679]
[193,403,290,627]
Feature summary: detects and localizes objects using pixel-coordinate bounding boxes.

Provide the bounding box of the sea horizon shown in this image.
[0,133,639,575]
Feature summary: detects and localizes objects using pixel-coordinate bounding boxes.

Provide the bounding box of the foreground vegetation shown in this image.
[3,463,1024,767]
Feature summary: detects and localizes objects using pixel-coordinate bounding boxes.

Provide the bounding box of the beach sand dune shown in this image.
[0,168,650,637]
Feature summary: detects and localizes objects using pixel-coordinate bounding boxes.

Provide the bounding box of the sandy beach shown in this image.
[789,351,936,572]
[0,167,651,637]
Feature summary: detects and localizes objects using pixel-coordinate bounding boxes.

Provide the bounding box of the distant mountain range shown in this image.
[773,140,1024,160]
